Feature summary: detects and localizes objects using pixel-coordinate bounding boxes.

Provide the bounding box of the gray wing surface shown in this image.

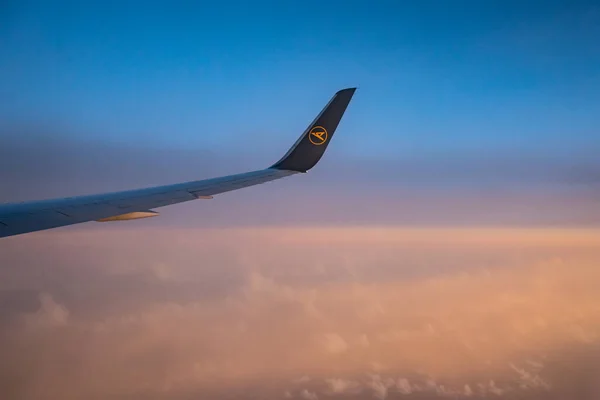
[0,88,356,238]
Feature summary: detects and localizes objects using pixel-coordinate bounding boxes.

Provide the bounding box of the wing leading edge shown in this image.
[0,88,356,238]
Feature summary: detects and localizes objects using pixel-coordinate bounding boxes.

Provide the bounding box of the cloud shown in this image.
[463,384,473,396]
[321,333,348,355]
[21,293,69,328]
[1,227,600,398]
[396,378,412,394]
[367,374,394,399]
[325,378,361,394]
[300,389,318,400]
[510,363,551,390]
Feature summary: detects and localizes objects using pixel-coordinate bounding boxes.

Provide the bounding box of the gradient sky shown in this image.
[2,0,599,156]
[1,0,600,227]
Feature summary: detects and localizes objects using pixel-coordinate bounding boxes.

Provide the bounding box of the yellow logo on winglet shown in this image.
[309,126,328,145]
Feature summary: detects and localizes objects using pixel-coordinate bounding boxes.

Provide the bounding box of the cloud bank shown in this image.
[2,227,600,399]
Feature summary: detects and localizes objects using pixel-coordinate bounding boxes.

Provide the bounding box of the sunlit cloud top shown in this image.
[2,227,600,399]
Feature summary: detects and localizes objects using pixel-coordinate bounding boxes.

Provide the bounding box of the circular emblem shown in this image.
[308,126,328,145]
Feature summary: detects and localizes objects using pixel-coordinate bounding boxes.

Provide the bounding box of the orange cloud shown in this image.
[1,227,600,399]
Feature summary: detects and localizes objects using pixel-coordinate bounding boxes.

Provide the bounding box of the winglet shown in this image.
[270,88,356,172]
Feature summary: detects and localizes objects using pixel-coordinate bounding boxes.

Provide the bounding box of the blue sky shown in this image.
[1,1,600,227]
[1,0,599,158]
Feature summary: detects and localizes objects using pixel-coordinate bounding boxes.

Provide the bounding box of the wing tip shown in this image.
[270,87,356,172]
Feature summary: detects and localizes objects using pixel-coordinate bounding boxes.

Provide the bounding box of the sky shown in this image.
[2,1,600,399]
[1,0,600,154]
[1,0,600,227]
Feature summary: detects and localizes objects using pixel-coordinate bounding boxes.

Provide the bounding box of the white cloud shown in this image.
[22,293,69,328]
[488,380,504,396]
[367,375,395,399]
[396,378,412,394]
[325,378,361,394]
[463,384,473,396]
[321,333,348,355]
[510,363,551,390]
[300,389,318,400]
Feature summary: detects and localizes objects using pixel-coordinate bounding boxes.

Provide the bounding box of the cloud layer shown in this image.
[2,227,600,399]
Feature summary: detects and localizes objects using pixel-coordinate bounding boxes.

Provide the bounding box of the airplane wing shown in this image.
[0,88,356,238]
